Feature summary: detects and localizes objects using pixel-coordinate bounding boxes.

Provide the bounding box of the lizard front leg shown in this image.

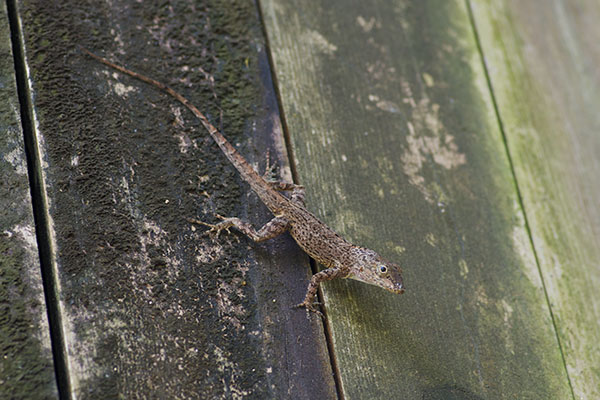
[189,215,290,243]
[295,261,350,316]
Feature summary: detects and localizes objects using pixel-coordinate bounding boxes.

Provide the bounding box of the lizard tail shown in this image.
[81,47,269,195]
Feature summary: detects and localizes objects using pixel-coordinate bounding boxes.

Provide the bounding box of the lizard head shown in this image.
[347,247,405,294]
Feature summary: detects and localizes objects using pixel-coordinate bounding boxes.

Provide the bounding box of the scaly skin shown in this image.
[83,48,405,316]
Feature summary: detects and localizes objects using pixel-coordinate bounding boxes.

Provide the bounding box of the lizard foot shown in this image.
[187,215,236,239]
[262,149,278,180]
[292,301,324,319]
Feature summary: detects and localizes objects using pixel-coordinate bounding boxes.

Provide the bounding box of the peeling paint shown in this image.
[356,15,378,33]
[401,90,466,202]
[3,145,28,175]
[459,259,469,278]
[306,29,338,55]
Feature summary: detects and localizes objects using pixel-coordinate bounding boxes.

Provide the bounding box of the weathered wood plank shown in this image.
[261,0,572,398]
[0,2,57,398]
[15,0,336,398]
[470,0,600,397]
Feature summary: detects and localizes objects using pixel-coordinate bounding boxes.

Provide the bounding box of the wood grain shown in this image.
[14,0,335,398]
[470,0,600,397]
[261,0,573,398]
[0,1,57,398]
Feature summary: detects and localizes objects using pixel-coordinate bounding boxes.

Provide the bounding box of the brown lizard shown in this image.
[82,48,405,315]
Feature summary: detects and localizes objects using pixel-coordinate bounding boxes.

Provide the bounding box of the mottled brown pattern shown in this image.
[85,50,405,314]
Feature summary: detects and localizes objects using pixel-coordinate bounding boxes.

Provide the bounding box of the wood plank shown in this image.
[0,1,57,398]
[15,0,336,398]
[260,0,572,398]
[470,0,600,397]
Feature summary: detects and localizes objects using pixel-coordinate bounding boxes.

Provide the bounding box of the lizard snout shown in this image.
[392,282,405,294]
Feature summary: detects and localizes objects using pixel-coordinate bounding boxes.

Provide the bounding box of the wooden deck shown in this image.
[1,0,598,399]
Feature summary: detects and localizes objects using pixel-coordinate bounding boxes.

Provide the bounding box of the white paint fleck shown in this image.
[4,147,28,175]
[511,205,544,290]
[306,30,337,55]
[501,299,513,323]
[356,16,377,32]
[12,224,37,263]
[422,72,435,87]
[476,285,489,305]
[459,259,469,278]
[426,232,437,247]
[393,245,406,255]
[400,85,466,202]
[112,81,136,96]
[368,94,401,113]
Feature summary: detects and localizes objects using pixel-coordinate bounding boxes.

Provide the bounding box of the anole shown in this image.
[83,48,405,315]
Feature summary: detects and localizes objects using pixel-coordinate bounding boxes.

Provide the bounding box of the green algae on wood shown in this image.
[470,0,600,397]
[260,0,571,398]
[0,2,57,398]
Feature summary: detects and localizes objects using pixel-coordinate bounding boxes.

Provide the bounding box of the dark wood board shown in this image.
[13,0,336,398]
[0,1,57,398]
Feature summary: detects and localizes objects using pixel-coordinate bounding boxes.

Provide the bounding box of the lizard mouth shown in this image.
[390,283,405,294]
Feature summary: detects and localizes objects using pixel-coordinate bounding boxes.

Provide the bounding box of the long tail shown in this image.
[81,47,270,195]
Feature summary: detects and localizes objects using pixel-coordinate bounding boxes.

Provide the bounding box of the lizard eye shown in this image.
[378,265,388,274]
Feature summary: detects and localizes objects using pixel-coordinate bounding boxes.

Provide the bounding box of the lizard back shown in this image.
[285,203,355,268]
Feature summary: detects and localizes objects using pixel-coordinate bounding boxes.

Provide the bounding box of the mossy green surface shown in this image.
[471,1,600,398]
[261,0,572,398]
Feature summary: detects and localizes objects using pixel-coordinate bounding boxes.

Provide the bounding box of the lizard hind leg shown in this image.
[189,215,290,243]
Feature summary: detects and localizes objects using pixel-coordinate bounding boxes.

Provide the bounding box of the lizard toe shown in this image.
[292,301,325,319]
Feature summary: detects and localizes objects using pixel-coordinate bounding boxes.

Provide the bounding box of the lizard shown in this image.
[82,48,405,315]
